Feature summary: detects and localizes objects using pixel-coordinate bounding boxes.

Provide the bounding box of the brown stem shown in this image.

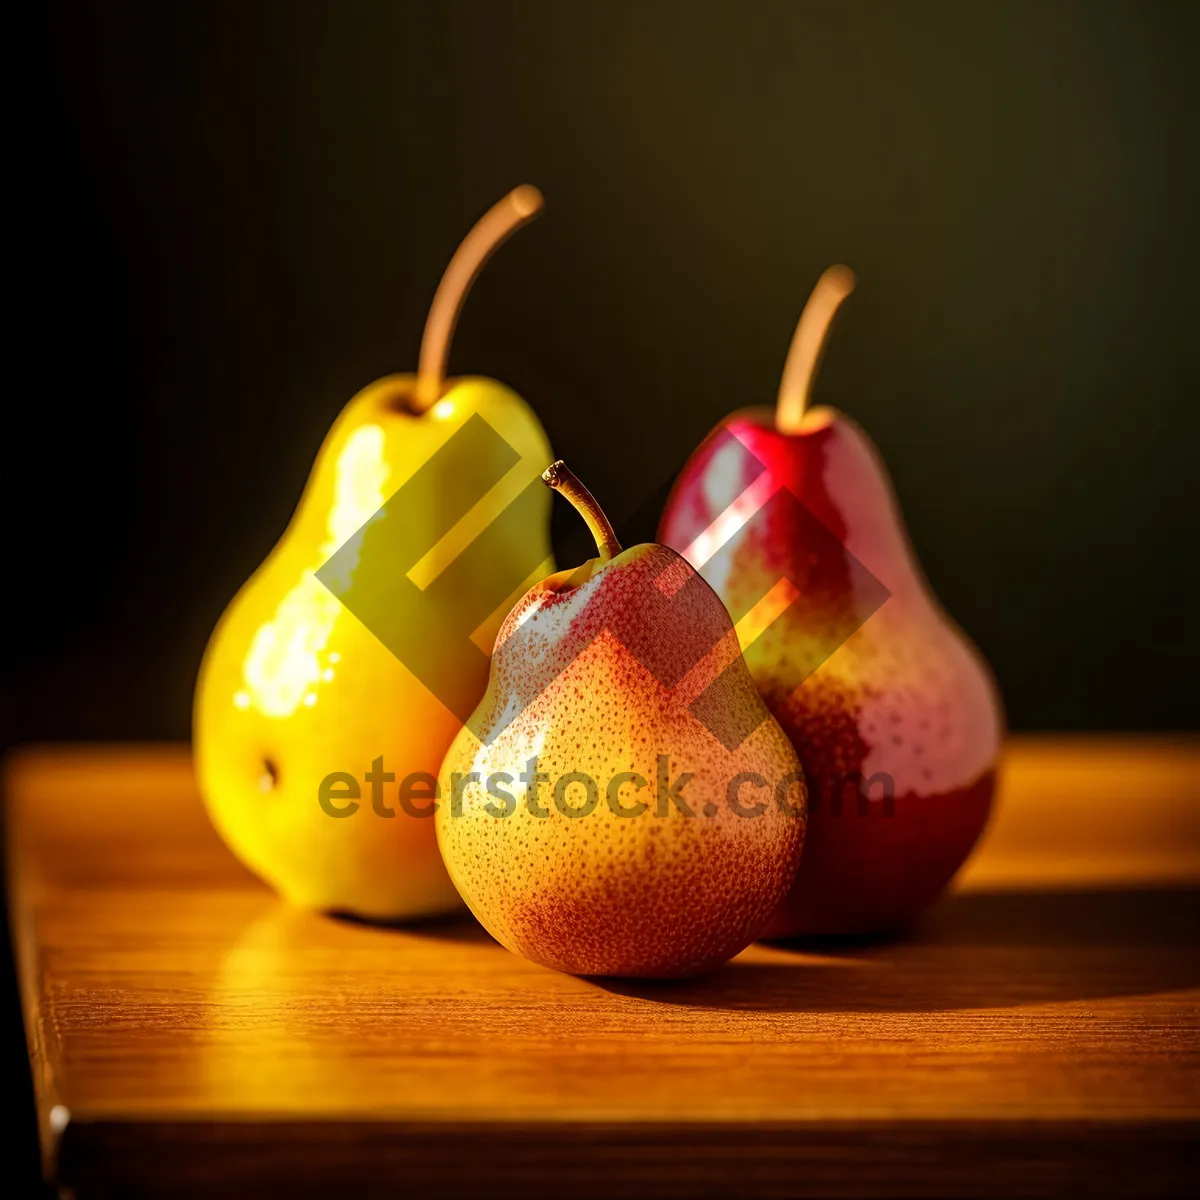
[775,264,856,433]
[412,185,544,413]
[541,461,622,562]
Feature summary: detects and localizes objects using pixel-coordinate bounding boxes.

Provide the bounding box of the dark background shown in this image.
[2,4,1198,1189]
[5,0,1200,746]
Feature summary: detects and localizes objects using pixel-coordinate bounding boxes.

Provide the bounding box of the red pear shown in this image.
[659,268,1003,937]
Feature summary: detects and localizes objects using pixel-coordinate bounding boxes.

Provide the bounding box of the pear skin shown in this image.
[194,188,553,920]
[659,269,1004,937]
[195,374,553,918]
[437,467,806,978]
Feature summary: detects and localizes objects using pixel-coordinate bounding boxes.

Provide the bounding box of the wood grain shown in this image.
[5,737,1200,1197]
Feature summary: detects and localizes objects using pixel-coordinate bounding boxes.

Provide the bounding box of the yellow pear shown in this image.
[194,188,553,919]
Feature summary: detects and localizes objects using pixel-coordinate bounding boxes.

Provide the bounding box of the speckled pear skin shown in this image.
[659,408,1003,937]
[435,543,806,978]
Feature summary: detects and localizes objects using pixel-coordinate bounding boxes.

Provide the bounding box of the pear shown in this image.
[194,188,553,919]
[659,267,1004,937]
[436,462,806,978]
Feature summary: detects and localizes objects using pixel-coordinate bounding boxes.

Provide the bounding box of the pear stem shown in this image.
[542,460,622,562]
[775,264,857,434]
[411,185,545,413]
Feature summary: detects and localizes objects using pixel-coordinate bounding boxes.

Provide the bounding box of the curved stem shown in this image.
[412,185,544,413]
[542,460,622,562]
[775,264,856,434]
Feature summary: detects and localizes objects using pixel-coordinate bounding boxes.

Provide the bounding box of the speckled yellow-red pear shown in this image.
[436,463,806,977]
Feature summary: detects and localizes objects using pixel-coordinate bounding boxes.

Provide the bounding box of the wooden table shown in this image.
[6,738,1199,1197]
